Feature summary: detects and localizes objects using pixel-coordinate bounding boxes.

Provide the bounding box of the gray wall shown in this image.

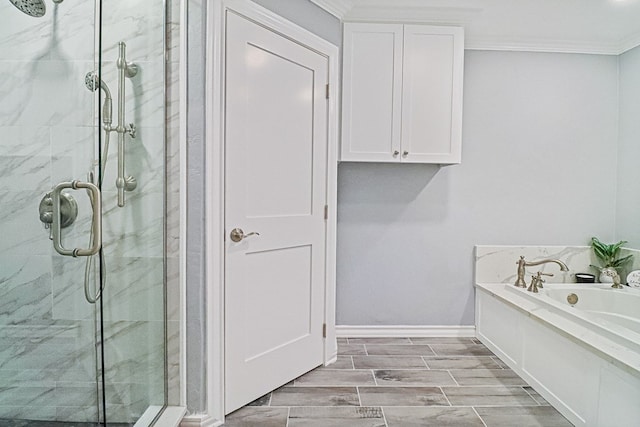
[616,45,640,247]
[337,51,619,325]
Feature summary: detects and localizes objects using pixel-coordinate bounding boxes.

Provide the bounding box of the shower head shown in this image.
[9,0,46,17]
[85,71,111,95]
[85,71,113,126]
[8,0,63,17]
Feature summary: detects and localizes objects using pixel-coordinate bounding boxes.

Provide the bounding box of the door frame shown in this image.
[204,0,339,423]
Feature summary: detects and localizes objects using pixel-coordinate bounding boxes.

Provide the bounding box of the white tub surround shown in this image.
[475,245,640,427]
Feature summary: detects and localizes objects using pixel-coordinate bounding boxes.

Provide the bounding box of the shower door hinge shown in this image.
[324,205,328,220]
[322,323,327,338]
[325,84,329,99]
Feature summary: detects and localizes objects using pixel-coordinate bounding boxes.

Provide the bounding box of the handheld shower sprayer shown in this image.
[85,71,113,127]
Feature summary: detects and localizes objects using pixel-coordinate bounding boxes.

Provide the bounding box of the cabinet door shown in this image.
[401,25,464,164]
[341,23,403,162]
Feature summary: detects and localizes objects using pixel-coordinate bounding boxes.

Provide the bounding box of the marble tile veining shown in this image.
[475,245,592,284]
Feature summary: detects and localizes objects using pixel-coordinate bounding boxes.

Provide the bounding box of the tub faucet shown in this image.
[515,256,569,287]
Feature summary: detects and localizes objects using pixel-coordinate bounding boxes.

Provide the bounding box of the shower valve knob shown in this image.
[39,191,78,229]
[124,176,137,192]
[126,123,136,138]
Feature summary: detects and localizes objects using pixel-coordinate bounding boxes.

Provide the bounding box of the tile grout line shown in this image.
[380,406,389,427]
[440,386,453,407]
[521,385,542,406]
[472,406,489,427]
[421,355,430,369]
[447,368,460,387]
[285,406,290,427]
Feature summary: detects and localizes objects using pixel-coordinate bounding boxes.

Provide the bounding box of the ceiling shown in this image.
[310,0,640,54]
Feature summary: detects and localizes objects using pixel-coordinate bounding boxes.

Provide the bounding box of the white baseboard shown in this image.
[336,325,476,338]
[180,414,221,427]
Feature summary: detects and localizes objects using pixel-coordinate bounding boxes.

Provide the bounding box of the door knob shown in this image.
[230,228,260,243]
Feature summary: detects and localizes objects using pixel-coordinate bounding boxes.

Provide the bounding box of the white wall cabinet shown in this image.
[341,23,464,164]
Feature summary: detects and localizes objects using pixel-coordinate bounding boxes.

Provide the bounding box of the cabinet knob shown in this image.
[393,150,399,156]
[403,151,409,156]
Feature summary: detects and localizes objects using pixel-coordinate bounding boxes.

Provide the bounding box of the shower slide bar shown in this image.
[114,41,138,207]
[86,41,138,207]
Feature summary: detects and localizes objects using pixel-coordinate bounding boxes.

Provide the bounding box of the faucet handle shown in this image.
[528,271,553,293]
[535,271,552,289]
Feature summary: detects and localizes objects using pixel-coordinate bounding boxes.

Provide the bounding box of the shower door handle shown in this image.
[52,180,102,257]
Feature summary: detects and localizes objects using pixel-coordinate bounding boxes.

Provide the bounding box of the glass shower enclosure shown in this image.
[0,0,167,425]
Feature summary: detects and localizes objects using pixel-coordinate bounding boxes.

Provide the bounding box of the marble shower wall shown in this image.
[0,0,178,423]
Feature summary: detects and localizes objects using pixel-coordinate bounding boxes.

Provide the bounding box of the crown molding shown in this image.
[309,0,353,18]
[341,6,481,26]
[465,36,624,56]
[619,30,640,55]
[310,0,640,56]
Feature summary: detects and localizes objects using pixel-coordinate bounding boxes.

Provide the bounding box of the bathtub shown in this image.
[475,282,640,427]
[542,284,640,336]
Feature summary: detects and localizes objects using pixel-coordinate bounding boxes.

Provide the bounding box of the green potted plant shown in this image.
[590,237,633,282]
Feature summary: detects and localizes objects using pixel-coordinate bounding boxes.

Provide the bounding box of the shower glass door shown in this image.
[0,0,167,425]
[0,0,105,423]
[98,0,168,423]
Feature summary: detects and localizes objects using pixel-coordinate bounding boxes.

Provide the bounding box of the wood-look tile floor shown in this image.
[223,337,574,426]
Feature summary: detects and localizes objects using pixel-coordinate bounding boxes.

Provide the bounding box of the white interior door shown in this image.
[224,11,329,414]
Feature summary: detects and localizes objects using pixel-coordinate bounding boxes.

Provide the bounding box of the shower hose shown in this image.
[83,130,111,304]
